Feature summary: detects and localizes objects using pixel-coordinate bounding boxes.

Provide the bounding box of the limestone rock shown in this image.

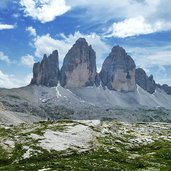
[60,38,97,88]
[100,46,136,92]
[161,84,171,95]
[30,50,59,87]
[135,68,156,94]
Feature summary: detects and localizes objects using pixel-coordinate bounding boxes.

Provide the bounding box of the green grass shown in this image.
[0,121,171,170]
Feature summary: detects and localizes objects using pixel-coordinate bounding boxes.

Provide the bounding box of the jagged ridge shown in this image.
[30,38,171,95]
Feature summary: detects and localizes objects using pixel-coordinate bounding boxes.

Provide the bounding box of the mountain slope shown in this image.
[0,85,171,124]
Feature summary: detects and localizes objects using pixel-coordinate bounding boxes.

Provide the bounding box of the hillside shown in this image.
[0,120,171,170]
[0,85,171,125]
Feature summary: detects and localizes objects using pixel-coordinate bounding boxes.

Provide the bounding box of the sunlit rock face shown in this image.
[100,46,136,92]
[60,38,97,88]
[135,68,156,94]
[30,50,60,87]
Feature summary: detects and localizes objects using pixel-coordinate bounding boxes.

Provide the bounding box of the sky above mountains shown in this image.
[0,0,171,88]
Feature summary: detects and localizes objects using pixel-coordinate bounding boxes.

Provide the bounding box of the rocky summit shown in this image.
[100,46,136,91]
[31,50,60,87]
[160,84,171,95]
[60,38,97,88]
[30,38,171,95]
[135,68,156,94]
[135,68,171,95]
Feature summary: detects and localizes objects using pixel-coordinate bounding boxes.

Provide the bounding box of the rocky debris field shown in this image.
[0,120,171,170]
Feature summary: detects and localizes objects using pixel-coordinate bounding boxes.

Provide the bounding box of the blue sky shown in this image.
[0,0,171,88]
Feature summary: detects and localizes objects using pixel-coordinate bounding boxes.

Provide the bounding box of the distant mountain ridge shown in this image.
[30,38,171,95]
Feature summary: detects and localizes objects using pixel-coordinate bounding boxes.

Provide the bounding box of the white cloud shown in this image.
[125,45,171,85]
[21,54,35,68]
[126,45,171,68]
[67,0,158,22]
[34,34,60,58]
[0,52,33,88]
[32,31,110,70]
[20,0,71,23]
[0,51,11,64]
[106,16,171,38]
[0,70,31,89]
[26,26,37,37]
[20,1,171,37]
[0,24,16,30]
[24,73,33,84]
[66,0,171,37]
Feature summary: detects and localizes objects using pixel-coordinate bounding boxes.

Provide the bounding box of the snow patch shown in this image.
[56,85,62,98]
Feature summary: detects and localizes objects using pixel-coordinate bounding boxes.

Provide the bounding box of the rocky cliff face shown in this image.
[161,84,171,95]
[157,84,171,95]
[30,50,59,87]
[60,38,97,88]
[29,38,171,95]
[135,68,156,94]
[100,46,136,92]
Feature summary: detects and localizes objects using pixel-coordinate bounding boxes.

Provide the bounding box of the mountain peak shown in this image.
[111,45,126,53]
[100,46,136,91]
[75,37,87,44]
[29,39,171,95]
[30,51,59,87]
[60,38,97,88]
[135,68,156,94]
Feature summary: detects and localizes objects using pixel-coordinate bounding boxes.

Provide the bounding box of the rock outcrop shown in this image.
[60,38,97,88]
[30,50,59,87]
[29,38,171,96]
[135,68,156,94]
[161,84,171,95]
[100,46,136,92]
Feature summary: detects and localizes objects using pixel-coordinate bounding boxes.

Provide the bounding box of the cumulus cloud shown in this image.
[106,16,171,38]
[32,31,110,70]
[0,70,31,88]
[0,24,16,30]
[67,0,156,22]
[34,34,60,58]
[21,54,35,67]
[24,73,32,84]
[20,1,171,36]
[124,45,171,85]
[126,45,171,69]
[0,51,32,88]
[26,26,37,37]
[66,0,171,37]
[0,51,11,64]
[20,0,71,23]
